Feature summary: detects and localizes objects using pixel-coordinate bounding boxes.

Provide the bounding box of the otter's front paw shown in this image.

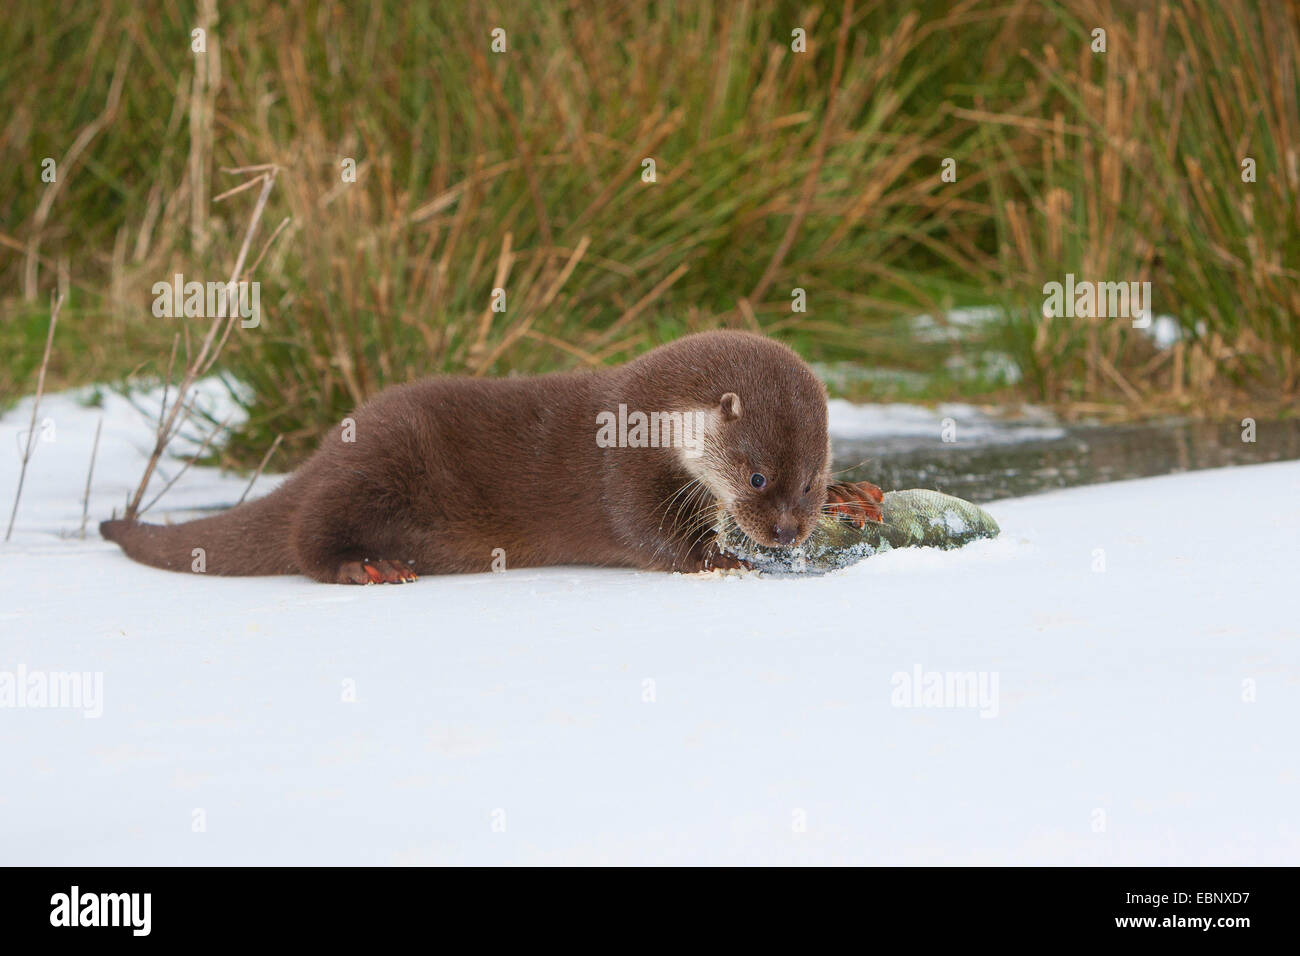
[825,480,884,527]
[696,549,752,572]
[337,559,419,584]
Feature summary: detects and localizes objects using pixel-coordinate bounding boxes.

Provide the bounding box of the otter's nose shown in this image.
[772,519,798,546]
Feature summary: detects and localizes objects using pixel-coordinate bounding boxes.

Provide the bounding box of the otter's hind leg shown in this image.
[289,479,425,584]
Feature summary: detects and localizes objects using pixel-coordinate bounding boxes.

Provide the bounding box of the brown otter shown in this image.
[101,331,883,583]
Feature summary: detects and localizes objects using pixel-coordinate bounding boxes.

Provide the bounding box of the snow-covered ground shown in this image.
[1,387,1297,865]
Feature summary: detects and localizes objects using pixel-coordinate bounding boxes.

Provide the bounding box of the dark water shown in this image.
[833,419,1300,504]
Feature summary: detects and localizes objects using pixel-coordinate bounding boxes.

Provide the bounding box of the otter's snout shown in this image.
[772,516,799,546]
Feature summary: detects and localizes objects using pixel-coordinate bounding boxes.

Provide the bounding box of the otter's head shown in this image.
[685,384,831,550]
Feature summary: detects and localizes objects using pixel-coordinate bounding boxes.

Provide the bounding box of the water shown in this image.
[834,418,1300,504]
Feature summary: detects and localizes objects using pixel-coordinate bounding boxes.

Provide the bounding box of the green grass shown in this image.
[2,0,1296,462]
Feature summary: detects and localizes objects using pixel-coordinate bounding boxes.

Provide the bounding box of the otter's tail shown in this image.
[100,489,298,576]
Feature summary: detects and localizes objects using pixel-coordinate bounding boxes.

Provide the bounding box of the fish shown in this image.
[713,488,1000,574]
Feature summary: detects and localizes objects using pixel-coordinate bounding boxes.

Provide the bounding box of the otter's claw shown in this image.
[825,481,884,528]
[337,559,419,585]
[699,549,752,572]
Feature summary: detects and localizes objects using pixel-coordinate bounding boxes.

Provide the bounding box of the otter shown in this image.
[101,331,883,583]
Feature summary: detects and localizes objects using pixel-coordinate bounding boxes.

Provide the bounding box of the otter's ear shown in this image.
[719,392,742,421]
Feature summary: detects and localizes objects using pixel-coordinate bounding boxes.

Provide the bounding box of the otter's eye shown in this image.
[750,473,767,489]
[803,483,812,494]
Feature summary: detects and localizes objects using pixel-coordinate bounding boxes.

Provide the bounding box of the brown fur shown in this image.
[101,331,837,582]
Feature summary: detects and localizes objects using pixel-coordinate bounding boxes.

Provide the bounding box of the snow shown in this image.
[2,386,1297,865]
[1139,314,1185,349]
[931,510,970,535]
